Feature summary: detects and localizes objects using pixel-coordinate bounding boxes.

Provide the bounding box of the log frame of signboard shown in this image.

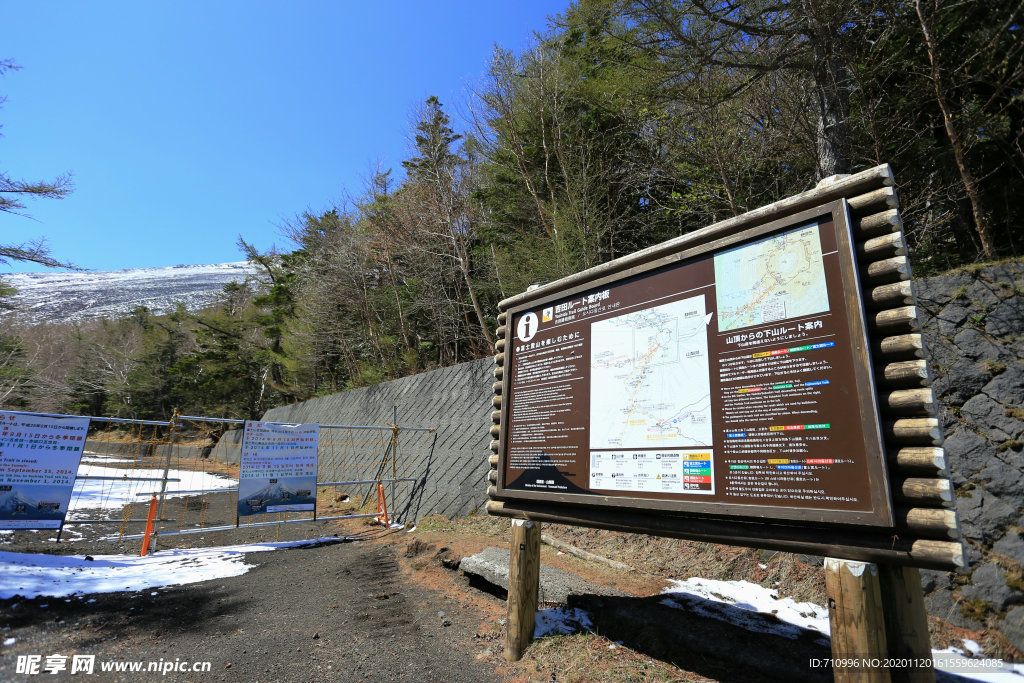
[486,164,965,572]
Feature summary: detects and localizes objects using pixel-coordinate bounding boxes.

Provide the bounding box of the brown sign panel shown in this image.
[496,200,893,527]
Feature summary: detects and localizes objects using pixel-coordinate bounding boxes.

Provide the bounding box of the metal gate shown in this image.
[3,409,435,552]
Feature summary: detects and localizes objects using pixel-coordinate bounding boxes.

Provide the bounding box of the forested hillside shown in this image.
[2,0,1021,420]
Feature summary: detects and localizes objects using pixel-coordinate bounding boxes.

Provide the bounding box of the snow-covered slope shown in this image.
[0,262,257,324]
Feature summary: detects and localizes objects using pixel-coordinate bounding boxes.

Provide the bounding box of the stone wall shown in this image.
[916,261,1024,649]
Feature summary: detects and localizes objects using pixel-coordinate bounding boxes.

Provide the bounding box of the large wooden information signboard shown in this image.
[500,202,891,527]
[487,165,964,572]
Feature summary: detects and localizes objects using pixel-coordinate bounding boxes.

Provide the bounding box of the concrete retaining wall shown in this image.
[253,359,495,522]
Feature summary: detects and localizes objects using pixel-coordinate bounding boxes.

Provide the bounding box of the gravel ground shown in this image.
[1,517,501,681]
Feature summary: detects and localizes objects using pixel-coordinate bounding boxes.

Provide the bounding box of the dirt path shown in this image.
[1,536,501,681]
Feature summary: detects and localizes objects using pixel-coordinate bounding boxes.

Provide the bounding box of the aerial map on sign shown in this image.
[589,294,713,450]
[714,223,830,332]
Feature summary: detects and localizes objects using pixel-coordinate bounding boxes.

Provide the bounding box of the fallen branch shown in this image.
[541,533,637,573]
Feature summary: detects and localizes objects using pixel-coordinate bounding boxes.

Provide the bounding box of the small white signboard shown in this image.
[238,421,319,517]
[0,411,90,530]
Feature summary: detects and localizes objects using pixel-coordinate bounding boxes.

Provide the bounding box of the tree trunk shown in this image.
[914,0,997,261]
[802,0,852,179]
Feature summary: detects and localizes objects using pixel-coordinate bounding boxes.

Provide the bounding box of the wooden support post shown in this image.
[825,558,891,683]
[878,564,935,683]
[505,519,541,662]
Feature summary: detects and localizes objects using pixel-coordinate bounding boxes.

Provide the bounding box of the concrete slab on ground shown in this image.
[458,546,628,604]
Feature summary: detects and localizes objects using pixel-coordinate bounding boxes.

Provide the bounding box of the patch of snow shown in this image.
[80,454,135,464]
[0,537,343,599]
[534,607,594,638]
[662,577,829,637]
[662,578,1024,682]
[67,462,237,519]
[1,262,258,324]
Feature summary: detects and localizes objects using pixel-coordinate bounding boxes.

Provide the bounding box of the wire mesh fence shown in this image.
[3,410,435,553]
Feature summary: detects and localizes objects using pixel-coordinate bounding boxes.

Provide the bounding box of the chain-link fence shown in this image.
[3,410,435,553]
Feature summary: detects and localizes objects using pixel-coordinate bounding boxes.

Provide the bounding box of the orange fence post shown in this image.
[376,483,389,527]
[140,495,158,557]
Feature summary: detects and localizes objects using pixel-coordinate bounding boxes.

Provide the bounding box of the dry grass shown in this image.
[514,632,713,683]
[515,520,828,604]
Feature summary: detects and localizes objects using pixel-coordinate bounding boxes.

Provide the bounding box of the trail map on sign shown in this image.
[589,295,712,450]
[714,223,830,332]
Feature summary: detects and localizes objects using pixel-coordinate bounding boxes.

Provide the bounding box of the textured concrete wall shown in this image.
[256,359,494,523]
[209,430,242,464]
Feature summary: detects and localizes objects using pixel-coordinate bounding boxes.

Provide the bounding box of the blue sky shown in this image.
[0,1,569,274]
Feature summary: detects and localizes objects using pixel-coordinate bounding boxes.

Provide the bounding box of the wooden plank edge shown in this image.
[895,507,961,540]
[848,187,899,216]
[870,306,922,335]
[854,209,902,238]
[861,255,912,286]
[889,447,948,476]
[868,281,916,309]
[856,232,907,261]
[885,418,943,446]
[484,500,964,570]
[873,334,925,360]
[881,388,937,417]
[877,360,930,389]
[893,477,954,507]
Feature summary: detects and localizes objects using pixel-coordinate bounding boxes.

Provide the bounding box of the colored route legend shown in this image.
[590,450,715,495]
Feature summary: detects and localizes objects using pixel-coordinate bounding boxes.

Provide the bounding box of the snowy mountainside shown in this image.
[1,262,258,324]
